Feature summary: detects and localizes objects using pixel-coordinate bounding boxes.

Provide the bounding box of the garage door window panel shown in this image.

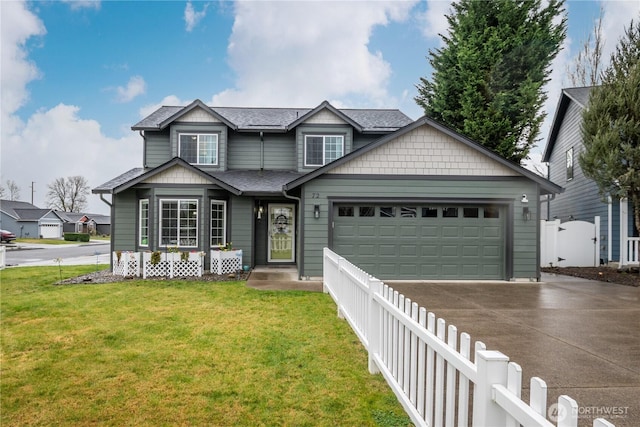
[483,207,500,218]
[464,207,479,218]
[359,206,375,217]
[422,207,438,218]
[380,207,396,217]
[401,207,417,218]
[443,207,458,218]
[338,206,354,217]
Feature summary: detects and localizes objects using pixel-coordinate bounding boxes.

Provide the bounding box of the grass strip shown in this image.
[1,266,412,426]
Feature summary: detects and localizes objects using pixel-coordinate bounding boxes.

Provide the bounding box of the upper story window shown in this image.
[179,133,218,165]
[305,135,344,166]
[566,147,574,181]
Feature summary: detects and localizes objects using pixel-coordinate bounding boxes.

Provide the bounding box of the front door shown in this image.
[268,204,295,262]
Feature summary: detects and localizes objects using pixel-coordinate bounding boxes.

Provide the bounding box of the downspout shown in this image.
[283,188,303,280]
[260,131,264,171]
[140,131,147,168]
[99,193,115,271]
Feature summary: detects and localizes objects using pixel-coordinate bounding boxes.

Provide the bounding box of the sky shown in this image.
[1,0,639,215]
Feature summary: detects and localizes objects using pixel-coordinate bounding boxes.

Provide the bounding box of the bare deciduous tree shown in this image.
[566,7,605,87]
[46,176,89,212]
[5,180,21,201]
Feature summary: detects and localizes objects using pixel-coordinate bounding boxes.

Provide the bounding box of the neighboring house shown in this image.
[542,86,637,266]
[94,99,560,281]
[0,200,63,239]
[55,211,111,235]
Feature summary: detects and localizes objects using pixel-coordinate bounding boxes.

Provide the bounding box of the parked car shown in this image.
[0,229,17,243]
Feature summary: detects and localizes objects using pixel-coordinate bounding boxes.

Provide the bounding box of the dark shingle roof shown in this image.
[211,170,305,194]
[132,100,413,132]
[13,208,52,221]
[563,86,593,108]
[0,200,41,218]
[93,168,146,193]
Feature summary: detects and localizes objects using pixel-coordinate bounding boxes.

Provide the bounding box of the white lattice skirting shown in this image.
[112,252,141,277]
[211,250,243,275]
[142,252,204,278]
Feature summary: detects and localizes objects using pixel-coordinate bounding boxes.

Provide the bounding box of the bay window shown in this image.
[160,199,198,247]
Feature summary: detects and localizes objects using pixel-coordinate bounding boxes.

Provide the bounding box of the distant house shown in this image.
[94,99,561,280]
[542,86,638,265]
[54,211,111,236]
[0,200,63,238]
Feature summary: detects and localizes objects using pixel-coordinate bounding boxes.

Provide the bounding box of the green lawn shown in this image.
[0,266,411,426]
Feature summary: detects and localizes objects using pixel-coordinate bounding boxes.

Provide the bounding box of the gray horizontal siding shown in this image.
[227,131,296,170]
[547,100,613,261]
[300,176,539,280]
[144,129,171,168]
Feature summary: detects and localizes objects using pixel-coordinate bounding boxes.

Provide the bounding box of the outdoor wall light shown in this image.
[257,204,264,220]
[314,204,320,219]
[521,194,530,221]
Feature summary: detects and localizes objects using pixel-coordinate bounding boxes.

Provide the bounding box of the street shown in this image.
[3,242,111,267]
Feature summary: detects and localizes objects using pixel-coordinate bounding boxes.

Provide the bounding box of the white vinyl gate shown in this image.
[540,217,599,267]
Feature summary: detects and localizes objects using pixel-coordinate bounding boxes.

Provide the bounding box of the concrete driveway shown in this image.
[387,273,639,427]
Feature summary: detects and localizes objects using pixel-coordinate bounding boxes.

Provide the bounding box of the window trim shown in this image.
[139,199,149,247]
[159,199,199,248]
[304,134,344,167]
[178,133,219,165]
[210,200,227,248]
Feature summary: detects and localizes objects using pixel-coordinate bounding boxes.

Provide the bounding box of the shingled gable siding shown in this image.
[170,123,228,171]
[143,165,212,185]
[547,100,613,261]
[300,177,539,280]
[328,124,518,177]
[227,130,296,171]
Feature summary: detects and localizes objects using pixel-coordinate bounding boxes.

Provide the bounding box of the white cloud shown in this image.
[61,0,101,11]
[116,75,147,103]
[0,1,46,132]
[418,0,455,40]
[212,1,416,108]
[139,95,193,119]
[184,1,209,32]
[0,1,139,214]
[2,104,140,214]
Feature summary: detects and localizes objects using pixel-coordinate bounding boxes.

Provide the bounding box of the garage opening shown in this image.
[332,203,506,280]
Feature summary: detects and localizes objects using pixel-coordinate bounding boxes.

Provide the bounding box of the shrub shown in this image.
[63,233,90,242]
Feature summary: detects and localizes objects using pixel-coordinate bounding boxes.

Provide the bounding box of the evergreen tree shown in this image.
[415,0,566,163]
[580,19,640,235]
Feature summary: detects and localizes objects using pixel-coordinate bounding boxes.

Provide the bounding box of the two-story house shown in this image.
[94,99,561,280]
[542,86,638,266]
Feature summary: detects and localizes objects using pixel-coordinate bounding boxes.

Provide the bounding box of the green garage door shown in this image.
[332,204,506,280]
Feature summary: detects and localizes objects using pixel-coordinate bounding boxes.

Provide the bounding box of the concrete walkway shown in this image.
[246,266,323,292]
[387,273,639,427]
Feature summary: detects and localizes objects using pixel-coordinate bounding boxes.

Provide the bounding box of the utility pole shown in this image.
[31,181,35,205]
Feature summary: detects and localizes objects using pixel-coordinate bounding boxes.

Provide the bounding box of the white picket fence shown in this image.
[323,248,615,427]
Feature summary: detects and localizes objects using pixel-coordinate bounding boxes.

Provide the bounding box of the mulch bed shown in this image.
[56,269,251,285]
[542,266,640,287]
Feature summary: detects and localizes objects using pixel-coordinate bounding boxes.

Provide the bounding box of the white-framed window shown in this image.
[179,133,218,165]
[566,147,574,181]
[210,200,227,248]
[139,199,149,247]
[159,199,198,247]
[304,135,344,166]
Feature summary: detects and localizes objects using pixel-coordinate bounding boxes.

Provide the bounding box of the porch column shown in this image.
[620,198,628,266]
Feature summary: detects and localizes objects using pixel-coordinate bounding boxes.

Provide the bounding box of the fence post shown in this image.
[368,277,383,374]
[472,350,509,427]
[337,256,345,319]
